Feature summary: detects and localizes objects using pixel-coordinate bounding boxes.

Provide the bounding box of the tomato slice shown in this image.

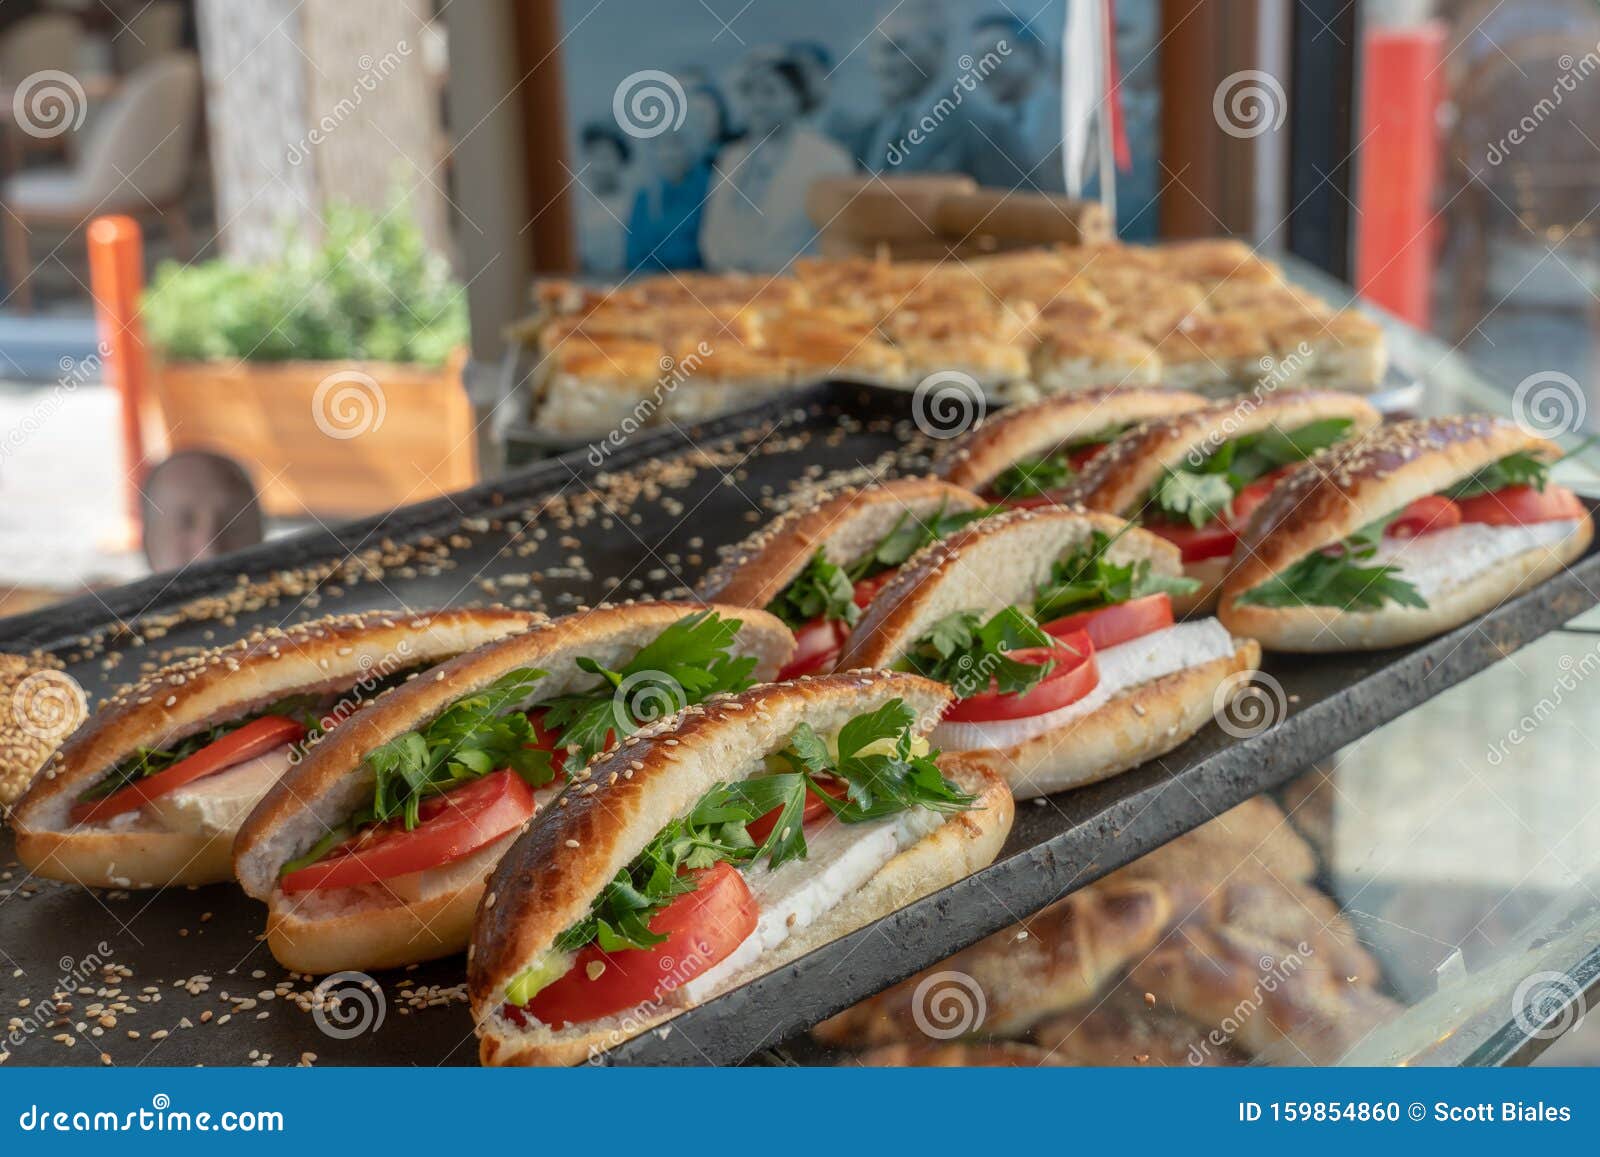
[943,634,1099,723]
[525,708,603,781]
[745,776,849,845]
[1454,484,1587,527]
[72,714,307,825]
[777,615,849,680]
[1385,494,1462,539]
[1145,518,1238,562]
[514,862,758,1028]
[852,570,897,608]
[1042,593,1174,651]
[280,769,536,894]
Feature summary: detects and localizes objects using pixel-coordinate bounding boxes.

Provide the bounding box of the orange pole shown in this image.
[86,215,149,537]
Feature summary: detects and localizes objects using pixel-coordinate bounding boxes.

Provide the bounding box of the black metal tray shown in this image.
[2,381,1596,1068]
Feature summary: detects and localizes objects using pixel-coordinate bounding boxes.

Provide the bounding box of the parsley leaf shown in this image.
[1235,514,1427,611]
[549,699,973,958]
[365,666,553,830]
[901,606,1057,697]
[1147,419,1354,528]
[1147,468,1239,529]
[767,549,859,630]
[533,610,760,768]
[1034,531,1201,620]
[991,454,1077,500]
[1442,451,1550,499]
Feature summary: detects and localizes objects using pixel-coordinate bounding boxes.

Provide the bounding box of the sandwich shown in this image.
[696,478,989,679]
[835,506,1262,799]
[940,386,1208,507]
[232,603,792,973]
[11,608,536,890]
[468,670,1013,1065]
[1217,415,1594,651]
[1067,389,1382,610]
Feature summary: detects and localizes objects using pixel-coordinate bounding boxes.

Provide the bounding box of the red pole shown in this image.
[1353,22,1445,328]
[86,215,149,538]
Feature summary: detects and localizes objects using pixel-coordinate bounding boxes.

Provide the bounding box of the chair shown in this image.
[0,12,83,80]
[113,1,185,74]
[2,52,201,311]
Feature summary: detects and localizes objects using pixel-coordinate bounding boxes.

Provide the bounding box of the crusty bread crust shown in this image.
[1067,389,1382,520]
[470,672,1014,1066]
[837,506,1182,671]
[12,607,538,888]
[695,478,986,610]
[1219,520,1591,652]
[233,602,793,974]
[940,640,1261,799]
[940,386,1209,492]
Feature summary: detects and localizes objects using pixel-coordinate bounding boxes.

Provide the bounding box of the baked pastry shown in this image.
[836,506,1262,798]
[1218,414,1594,651]
[813,878,1171,1044]
[469,671,1013,1065]
[941,385,1209,503]
[1067,389,1382,610]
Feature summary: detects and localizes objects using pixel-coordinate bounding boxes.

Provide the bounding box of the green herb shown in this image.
[1146,419,1354,528]
[1442,451,1550,499]
[533,611,759,768]
[767,549,859,630]
[844,500,994,582]
[1034,531,1202,620]
[991,454,1077,500]
[278,825,354,876]
[901,606,1059,697]
[1235,514,1427,611]
[1147,468,1239,529]
[141,199,467,366]
[552,699,972,956]
[364,667,553,831]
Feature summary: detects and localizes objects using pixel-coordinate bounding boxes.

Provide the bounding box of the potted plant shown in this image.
[140,204,474,518]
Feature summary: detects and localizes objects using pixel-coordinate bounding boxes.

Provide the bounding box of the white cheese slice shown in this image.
[143,744,296,838]
[680,807,946,1003]
[931,618,1238,752]
[1366,520,1579,603]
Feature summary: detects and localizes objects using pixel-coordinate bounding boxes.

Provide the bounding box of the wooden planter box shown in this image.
[148,354,477,519]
